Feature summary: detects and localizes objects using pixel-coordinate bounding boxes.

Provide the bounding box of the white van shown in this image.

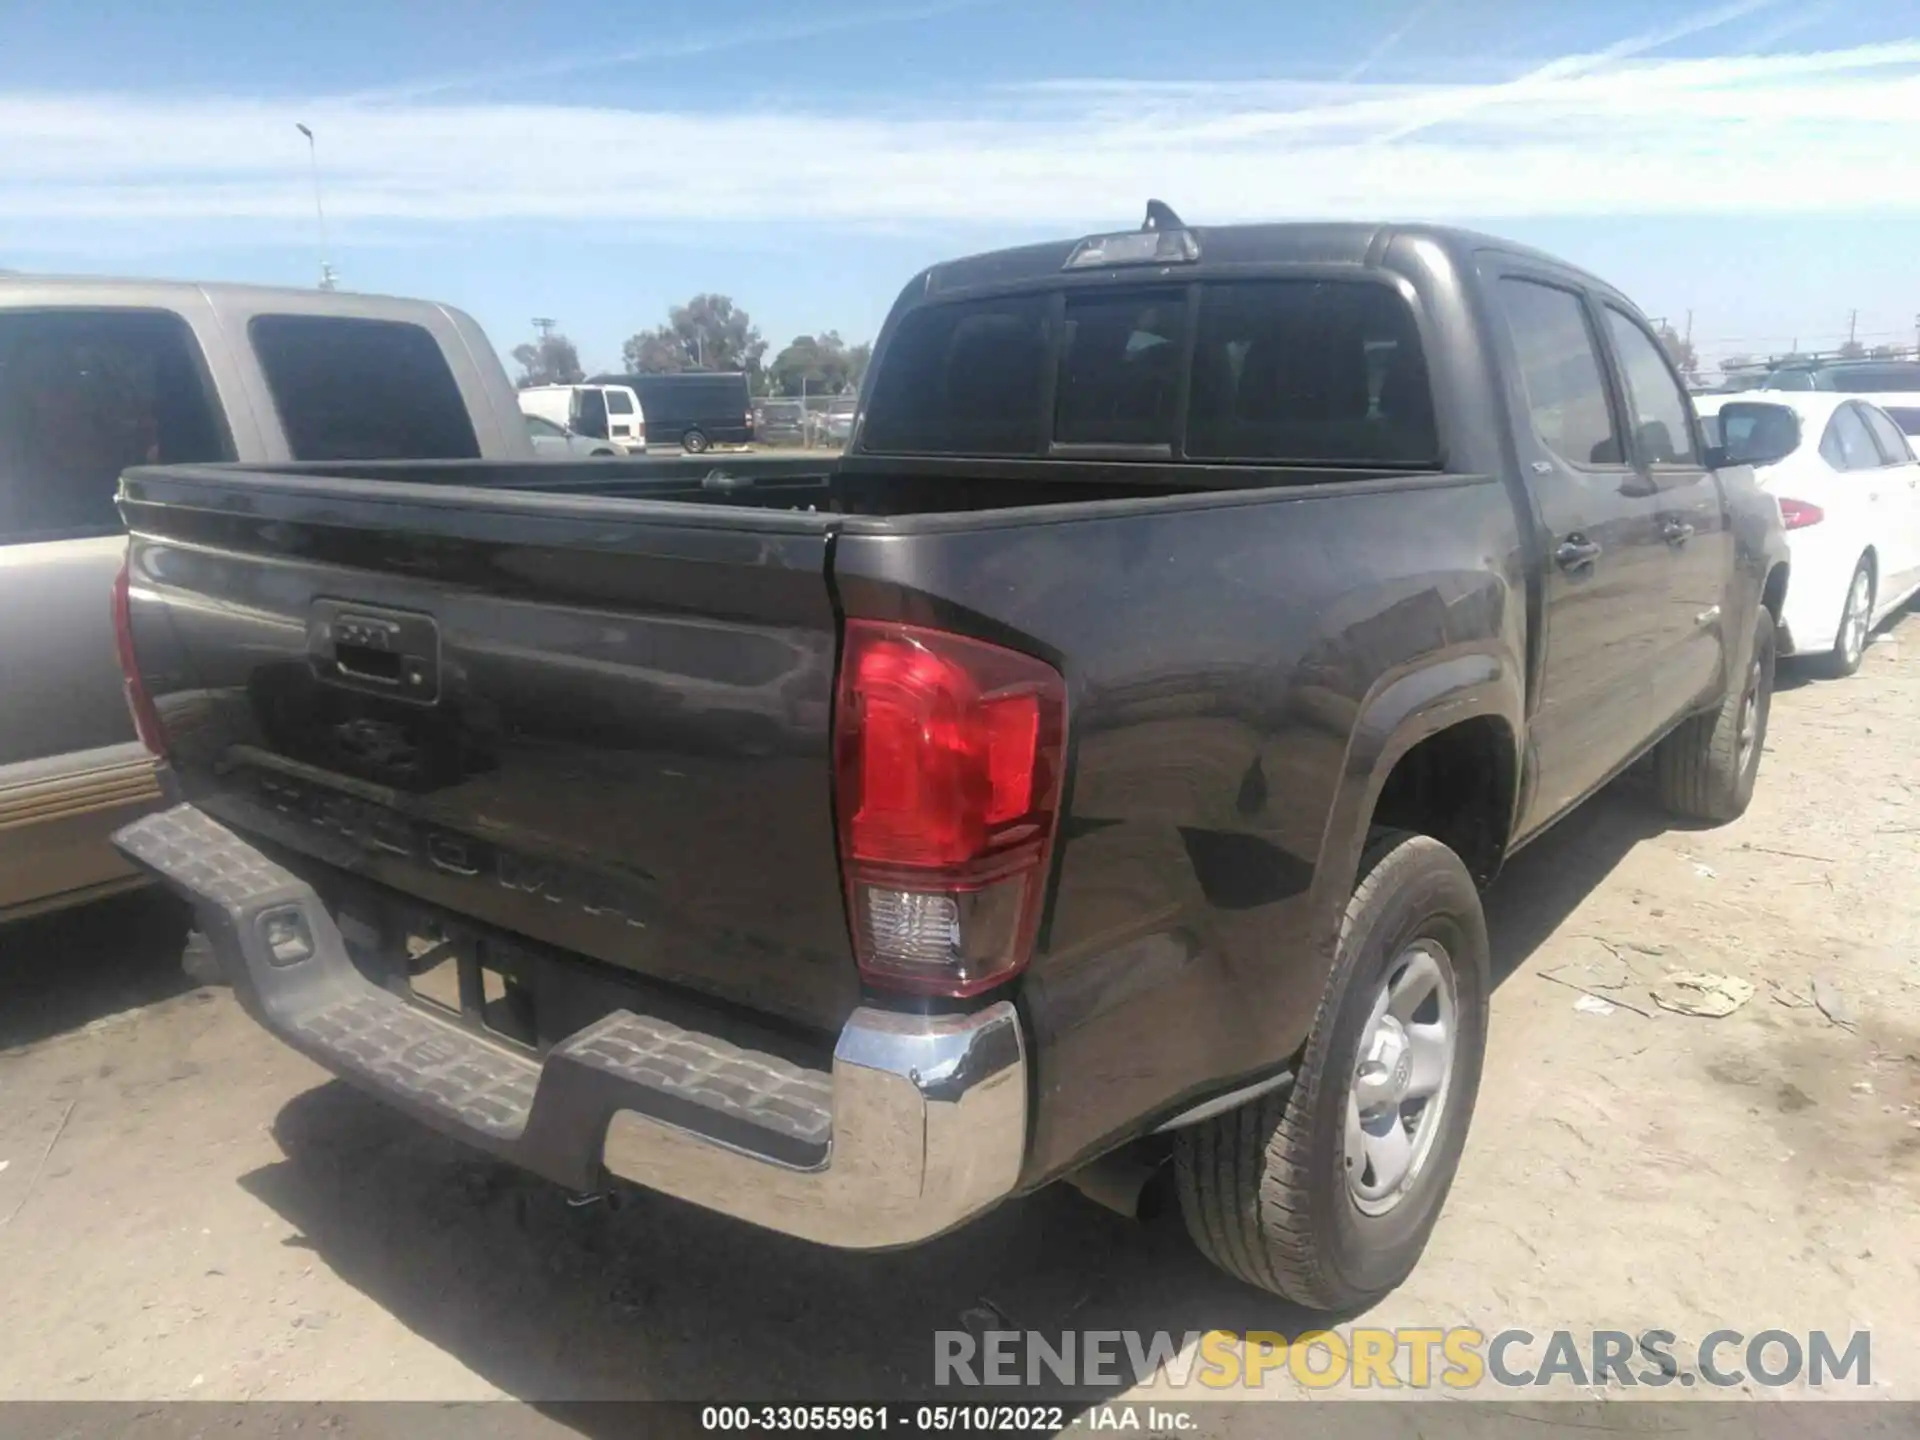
[518,383,647,454]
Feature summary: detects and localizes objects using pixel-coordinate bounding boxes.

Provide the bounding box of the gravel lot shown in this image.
[2,612,1916,1410]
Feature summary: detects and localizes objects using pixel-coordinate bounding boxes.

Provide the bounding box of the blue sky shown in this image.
[3,0,1918,376]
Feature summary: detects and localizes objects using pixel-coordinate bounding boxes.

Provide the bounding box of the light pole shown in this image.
[294,123,338,291]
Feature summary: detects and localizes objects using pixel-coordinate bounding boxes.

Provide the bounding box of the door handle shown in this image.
[1662,520,1695,546]
[1555,535,1602,571]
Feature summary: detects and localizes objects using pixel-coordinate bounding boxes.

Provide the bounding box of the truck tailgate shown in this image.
[119,467,858,1034]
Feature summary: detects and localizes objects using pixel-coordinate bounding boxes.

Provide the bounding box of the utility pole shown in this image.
[294,123,337,291]
[1848,309,1859,348]
[532,317,556,339]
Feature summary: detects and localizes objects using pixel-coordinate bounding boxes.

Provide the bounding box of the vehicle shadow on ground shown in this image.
[1481,780,1673,987]
[0,889,193,1050]
[237,784,1669,1423]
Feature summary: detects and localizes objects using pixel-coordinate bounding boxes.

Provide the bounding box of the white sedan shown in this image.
[1697,391,1920,676]
[522,412,619,459]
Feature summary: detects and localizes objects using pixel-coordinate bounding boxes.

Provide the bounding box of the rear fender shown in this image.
[1309,650,1524,945]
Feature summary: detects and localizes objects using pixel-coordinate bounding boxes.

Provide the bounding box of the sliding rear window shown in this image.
[862,279,1436,465]
[249,315,481,461]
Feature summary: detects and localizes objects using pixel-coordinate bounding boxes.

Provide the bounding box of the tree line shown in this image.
[511,295,870,398]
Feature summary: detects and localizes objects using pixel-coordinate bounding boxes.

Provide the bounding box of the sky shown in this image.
[2,0,1918,377]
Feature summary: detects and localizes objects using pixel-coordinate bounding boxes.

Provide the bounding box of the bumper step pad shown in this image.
[116,803,832,1182]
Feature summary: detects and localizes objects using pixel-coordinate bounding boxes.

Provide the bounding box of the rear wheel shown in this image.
[1174,830,1489,1310]
[1654,605,1774,822]
[682,428,710,453]
[1823,558,1874,678]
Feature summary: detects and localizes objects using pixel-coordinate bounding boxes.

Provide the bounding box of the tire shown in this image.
[1653,605,1775,823]
[1174,830,1490,1310]
[1821,557,1873,678]
[590,448,616,458]
[682,428,710,453]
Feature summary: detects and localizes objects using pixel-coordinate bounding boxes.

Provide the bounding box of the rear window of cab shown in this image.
[860,279,1438,468]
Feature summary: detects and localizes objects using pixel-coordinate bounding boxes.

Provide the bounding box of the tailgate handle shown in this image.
[310,600,441,703]
[335,640,405,685]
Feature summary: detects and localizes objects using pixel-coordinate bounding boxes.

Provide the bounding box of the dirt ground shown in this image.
[1,613,1916,1414]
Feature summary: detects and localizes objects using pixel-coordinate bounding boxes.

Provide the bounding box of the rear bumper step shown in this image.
[114,804,1028,1248]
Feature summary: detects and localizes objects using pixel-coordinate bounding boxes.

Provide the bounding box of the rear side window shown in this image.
[1055,290,1185,449]
[1495,279,1621,466]
[862,295,1050,455]
[1819,405,1882,471]
[0,308,232,543]
[1604,309,1698,466]
[1860,405,1914,464]
[1186,281,1437,464]
[248,315,479,461]
[605,388,634,415]
[1884,406,1920,441]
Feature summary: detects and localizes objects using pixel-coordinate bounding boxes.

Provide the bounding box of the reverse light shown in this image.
[834,621,1067,998]
[111,553,169,758]
[1777,498,1824,530]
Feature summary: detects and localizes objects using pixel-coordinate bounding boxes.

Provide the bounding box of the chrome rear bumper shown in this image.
[114,803,1028,1249]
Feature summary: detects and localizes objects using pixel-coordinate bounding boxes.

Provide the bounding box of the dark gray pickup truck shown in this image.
[111,213,1787,1310]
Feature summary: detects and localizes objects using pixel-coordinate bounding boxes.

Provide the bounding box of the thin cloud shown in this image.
[1370,0,1788,143]
[1340,0,1446,82]
[1,35,1917,254]
[346,0,994,103]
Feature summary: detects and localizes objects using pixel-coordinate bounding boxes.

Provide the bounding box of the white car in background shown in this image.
[518,383,647,453]
[522,411,617,458]
[1698,392,1920,675]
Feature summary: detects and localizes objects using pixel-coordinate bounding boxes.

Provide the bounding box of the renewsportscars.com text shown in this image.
[934,1327,1871,1390]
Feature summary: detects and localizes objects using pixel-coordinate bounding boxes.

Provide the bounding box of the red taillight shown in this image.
[112,554,168,758]
[1778,498,1824,530]
[833,620,1066,997]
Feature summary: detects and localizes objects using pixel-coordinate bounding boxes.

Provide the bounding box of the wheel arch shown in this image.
[1312,651,1525,929]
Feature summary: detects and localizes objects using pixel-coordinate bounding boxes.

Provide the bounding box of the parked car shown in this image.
[112,215,1784,1310]
[518,383,646,454]
[754,399,806,446]
[1761,358,1920,394]
[0,276,531,925]
[521,412,618,458]
[824,396,857,444]
[1698,392,1919,675]
[592,371,752,452]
